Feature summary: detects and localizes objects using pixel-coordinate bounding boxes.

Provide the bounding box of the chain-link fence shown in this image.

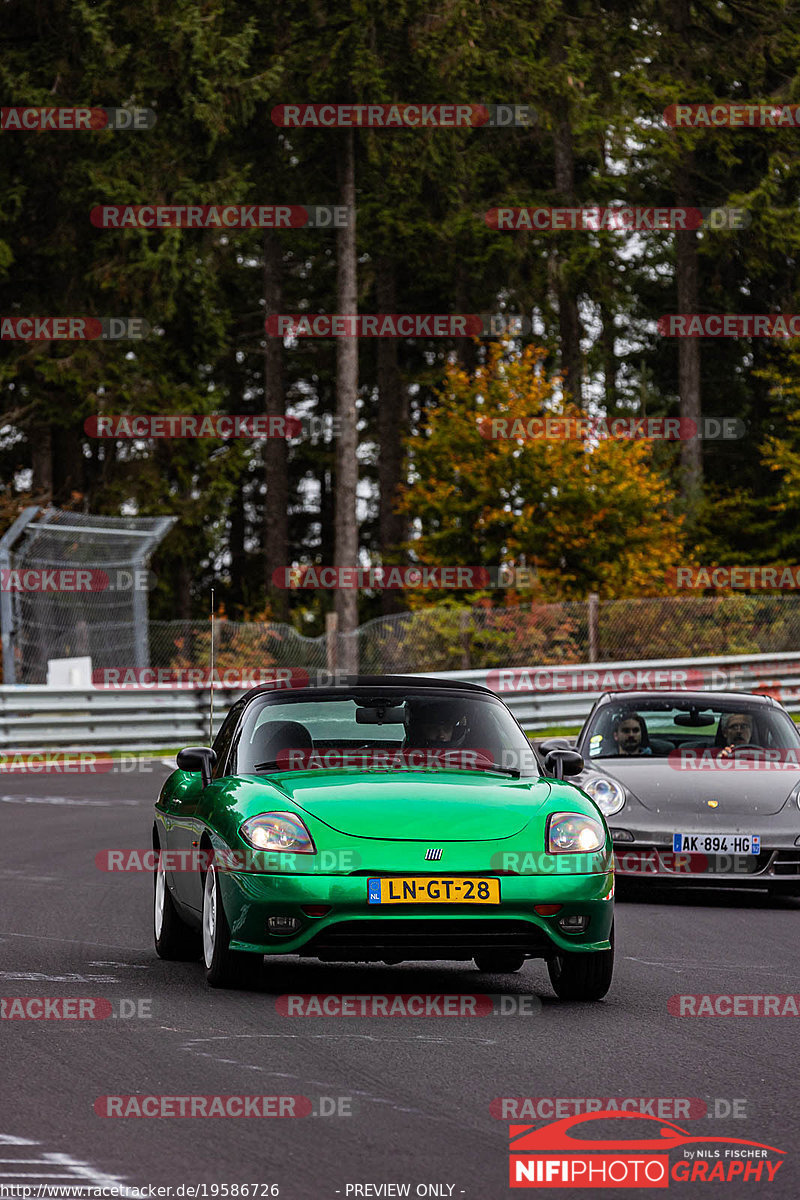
[0,507,175,684]
[147,594,800,677]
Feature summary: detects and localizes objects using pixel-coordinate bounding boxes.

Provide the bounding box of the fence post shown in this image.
[459,609,471,670]
[588,592,599,662]
[326,610,338,675]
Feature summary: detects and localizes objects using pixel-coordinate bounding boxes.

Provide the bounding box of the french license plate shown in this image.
[673,833,760,855]
[367,876,500,904]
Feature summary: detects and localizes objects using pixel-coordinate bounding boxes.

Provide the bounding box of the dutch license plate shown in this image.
[367,876,501,904]
[673,833,760,855]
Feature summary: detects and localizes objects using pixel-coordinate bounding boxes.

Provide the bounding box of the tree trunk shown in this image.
[671,0,702,513]
[31,425,53,501]
[229,481,246,616]
[376,257,408,615]
[600,300,617,414]
[52,423,83,505]
[262,229,288,619]
[552,114,583,403]
[334,130,359,673]
[675,202,702,506]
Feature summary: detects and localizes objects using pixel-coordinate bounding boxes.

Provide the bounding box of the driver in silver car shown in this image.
[718,712,756,758]
[612,712,652,757]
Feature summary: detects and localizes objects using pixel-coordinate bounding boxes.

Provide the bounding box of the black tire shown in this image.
[474,952,526,973]
[153,849,201,961]
[547,923,614,1001]
[202,863,262,988]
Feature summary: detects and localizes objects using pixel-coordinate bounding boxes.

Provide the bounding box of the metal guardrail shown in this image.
[427,651,800,728]
[2,651,800,752]
[0,687,247,752]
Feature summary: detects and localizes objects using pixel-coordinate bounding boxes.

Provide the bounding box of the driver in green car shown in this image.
[406,701,468,748]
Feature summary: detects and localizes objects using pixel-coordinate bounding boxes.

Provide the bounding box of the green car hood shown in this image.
[249,769,552,841]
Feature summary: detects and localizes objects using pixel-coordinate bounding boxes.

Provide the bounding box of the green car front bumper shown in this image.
[217,868,614,958]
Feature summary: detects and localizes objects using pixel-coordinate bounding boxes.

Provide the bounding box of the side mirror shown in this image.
[539,737,575,755]
[543,748,584,780]
[176,746,217,788]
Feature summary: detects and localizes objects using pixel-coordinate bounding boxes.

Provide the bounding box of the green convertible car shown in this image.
[153,676,614,999]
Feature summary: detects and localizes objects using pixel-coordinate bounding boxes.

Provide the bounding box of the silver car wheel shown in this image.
[202,865,218,969]
[154,853,166,939]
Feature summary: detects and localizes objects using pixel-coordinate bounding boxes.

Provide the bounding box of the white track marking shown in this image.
[180,1033,500,1127]
[0,795,138,806]
[42,1153,127,1188]
[0,971,117,983]
[0,931,142,951]
[0,1138,126,1189]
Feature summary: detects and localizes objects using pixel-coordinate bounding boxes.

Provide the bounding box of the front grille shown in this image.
[770,852,800,876]
[705,852,771,875]
[303,918,549,961]
[621,848,774,876]
[348,870,519,877]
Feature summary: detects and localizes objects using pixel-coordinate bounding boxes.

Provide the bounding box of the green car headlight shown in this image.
[240,812,316,853]
[583,776,626,817]
[547,812,605,854]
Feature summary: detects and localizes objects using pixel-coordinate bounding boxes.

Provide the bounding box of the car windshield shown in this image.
[230,689,539,777]
[582,699,800,760]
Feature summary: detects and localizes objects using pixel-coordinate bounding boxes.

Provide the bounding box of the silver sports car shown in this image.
[543,690,800,895]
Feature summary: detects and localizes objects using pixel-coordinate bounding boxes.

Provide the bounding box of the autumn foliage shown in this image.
[397,344,690,601]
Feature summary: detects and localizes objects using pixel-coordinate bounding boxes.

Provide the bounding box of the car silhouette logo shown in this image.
[509,1111,784,1155]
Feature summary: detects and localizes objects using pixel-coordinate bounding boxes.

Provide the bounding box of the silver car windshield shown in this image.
[583,701,800,760]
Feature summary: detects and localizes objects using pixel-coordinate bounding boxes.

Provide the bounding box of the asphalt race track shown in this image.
[2,765,799,1198]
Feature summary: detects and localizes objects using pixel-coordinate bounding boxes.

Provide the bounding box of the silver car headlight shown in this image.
[583,776,626,817]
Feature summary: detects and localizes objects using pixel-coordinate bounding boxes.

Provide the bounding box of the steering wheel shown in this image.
[722,743,764,756]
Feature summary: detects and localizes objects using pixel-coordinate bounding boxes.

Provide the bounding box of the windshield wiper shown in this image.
[470,764,521,778]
